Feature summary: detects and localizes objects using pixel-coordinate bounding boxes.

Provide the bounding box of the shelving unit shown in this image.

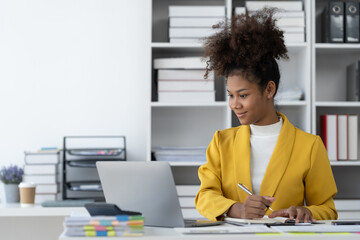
[62,136,126,201]
[150,0,311,160]
[150,0,359,219]
[311,0,360,219]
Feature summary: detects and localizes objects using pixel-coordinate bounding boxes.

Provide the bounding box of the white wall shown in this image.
[0,0,151,167]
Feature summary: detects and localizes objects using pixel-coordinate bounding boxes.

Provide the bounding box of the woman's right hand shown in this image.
[227,195,275,219]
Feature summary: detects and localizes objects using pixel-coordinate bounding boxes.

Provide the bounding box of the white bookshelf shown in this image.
[311,0,360,208]
[150,0,312,160]
[150,0,232,173]
[311,0,360,159]
[150,0,359,210]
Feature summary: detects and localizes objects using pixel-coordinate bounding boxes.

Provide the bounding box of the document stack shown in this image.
[323,2,359,43]
[23,149,60,203]
[168,5,225,43]
[154,57,215,103]
[241,1,305,43]
[176,185,203,219]
[153,146,207,162]
[63,215,144,237]
[320,114,359,161]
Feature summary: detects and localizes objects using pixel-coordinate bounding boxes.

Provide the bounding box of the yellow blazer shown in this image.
[195,113,337,221]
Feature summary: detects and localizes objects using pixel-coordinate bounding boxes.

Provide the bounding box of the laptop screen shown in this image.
[96,161,185,227]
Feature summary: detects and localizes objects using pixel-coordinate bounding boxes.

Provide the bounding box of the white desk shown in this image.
[0,203,87,216]
[58,224,360,240]
[0,203,87,240]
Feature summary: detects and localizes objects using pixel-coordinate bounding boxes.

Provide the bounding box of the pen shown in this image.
[237,183,274,211]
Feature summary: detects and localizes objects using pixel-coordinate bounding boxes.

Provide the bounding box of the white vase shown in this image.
[4,183,20,203]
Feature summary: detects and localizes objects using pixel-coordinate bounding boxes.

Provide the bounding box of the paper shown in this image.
[175,225,277,234]
[271,225,360,233]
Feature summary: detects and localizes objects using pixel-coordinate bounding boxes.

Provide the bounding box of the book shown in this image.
[176,185,199,197]
[35,193,57,203]
[154,57,208,69]
[24,164,57,175]
[273,11,305,18]
[179,197,196,208]
[181,208,204,219]
[24,151,60,164]
[23,174,58,184]
[158,91,215,103]
[248,10,305,18]
[346,61,360,101]
[334,199,360,211]
[35,183,59,194]
[276,17,305,27]
[153,146,207,153]
[155,155,206,162]
[245,1,303,12]
[169,17,224,28]
[169,38,203,44]
[320,114,338,161]
[234,7,246,15]
[64,215,145,227]
[168,6,225,17]
[158,70,214,80]
[283,32,305,42]
[280,26,305,33]
[348,115,359,160]
[158,80,214,91]
[64,229,143,237]
[169,27,219,38]
[345,2,359,43]
[337,115,348,160]
[64,215,144,237]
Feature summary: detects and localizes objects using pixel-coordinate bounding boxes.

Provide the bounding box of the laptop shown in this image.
[96,161,222,228]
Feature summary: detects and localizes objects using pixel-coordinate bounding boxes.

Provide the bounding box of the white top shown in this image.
[250,117,283,195]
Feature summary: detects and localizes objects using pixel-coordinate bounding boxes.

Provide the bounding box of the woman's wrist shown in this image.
[227,202,244,218]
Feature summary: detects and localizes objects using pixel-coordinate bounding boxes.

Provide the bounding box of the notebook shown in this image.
[96,161,222,228]
[225,216,290,225]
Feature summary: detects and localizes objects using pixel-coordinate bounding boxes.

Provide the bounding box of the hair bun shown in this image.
[203,8,288,78]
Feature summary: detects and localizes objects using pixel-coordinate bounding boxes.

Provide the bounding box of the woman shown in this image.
[195,9,337,222]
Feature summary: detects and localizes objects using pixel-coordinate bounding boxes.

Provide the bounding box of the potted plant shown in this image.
[0,165,23,203]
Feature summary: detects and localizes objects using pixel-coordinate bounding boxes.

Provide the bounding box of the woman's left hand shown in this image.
[268,206,316,223]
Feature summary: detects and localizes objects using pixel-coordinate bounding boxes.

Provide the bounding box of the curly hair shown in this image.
[203,8,288,95]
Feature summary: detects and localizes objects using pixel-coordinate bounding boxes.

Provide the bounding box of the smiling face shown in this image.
[227,74,278,126]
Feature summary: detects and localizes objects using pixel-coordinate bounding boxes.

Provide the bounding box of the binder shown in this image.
[320,114,338,161]
[345,2,360,43]
[337,115,348,160]
[348,115,359,161]
[326,2,344,43]
[346,60,360,101]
